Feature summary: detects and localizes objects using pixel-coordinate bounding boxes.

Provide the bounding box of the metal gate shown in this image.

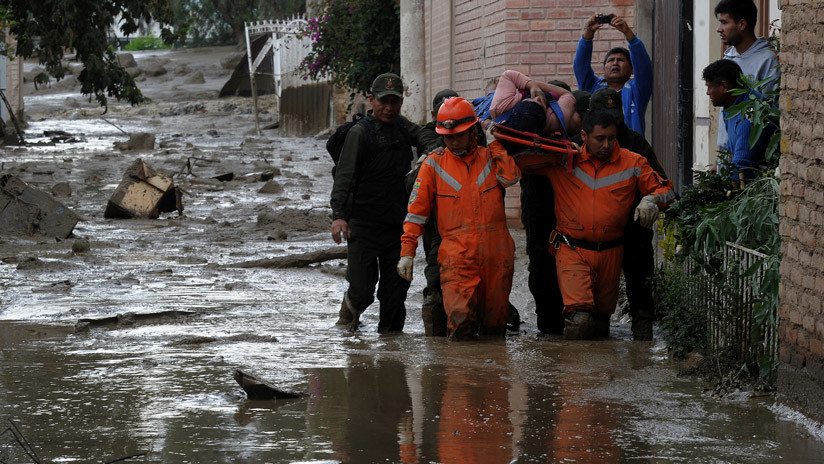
[244,18,332,137]
[653,0,693,192]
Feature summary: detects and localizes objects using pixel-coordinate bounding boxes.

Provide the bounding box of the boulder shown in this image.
[0,175,79,239]
[117,52,137,68]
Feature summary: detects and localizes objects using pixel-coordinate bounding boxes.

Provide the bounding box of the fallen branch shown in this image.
[232,247,346,269]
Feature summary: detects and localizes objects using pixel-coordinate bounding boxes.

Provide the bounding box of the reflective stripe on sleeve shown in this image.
[404,213,428,224]
[425,157,463,192]
[497,172,521,187]
[655,190,677,203]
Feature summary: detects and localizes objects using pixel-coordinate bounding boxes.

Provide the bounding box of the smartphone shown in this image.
[596,14,614,24]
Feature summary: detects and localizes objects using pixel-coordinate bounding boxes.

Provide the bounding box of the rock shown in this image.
[55,76,78,90]
[233,369,307,400]
[66,63,85,76]
[183,71,205,85]
[142,63,167,77]
[114,132,155,151]
[125,66,143,78]
[68,111,82,121]
[258,180,283,194]
[117,52,137,68]
[72,237,90,253]
[64,97,80,108]
[51,182,72,198]
[174,64,191,76]
[220,53,244,70]
[0,175,80,239]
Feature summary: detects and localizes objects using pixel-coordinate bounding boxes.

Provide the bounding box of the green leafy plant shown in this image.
[299,0,400,97]
[124,36,173,51]
[656,266,708,359]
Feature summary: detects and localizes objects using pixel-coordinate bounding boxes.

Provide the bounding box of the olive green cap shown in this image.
[589,88,624,121]
[371,72,404,99]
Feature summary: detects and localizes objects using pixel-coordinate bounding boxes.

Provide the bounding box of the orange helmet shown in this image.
[436,97,478,135]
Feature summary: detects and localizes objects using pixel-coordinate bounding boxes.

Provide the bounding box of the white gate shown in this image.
[244,17,331,136]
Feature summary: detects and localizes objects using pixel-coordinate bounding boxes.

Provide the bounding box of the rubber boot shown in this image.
[506,303,521,331]
[421,291,447,337]
[593,314,610,338]
[563,310,596,340]
[631,315,654,341]
[335,292,354,326]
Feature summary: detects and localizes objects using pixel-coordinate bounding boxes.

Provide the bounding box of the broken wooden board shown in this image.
[104,158,183,219]
[0,174,80,239]
[233,369,307,400]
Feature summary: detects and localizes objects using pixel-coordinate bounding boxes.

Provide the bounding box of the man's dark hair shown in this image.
[715,0,758,33]
[702,59,743,88]
[582,110,618,133]
[603,47,631,67]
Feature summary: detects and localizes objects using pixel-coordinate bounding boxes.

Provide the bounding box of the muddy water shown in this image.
[1,109,823,463]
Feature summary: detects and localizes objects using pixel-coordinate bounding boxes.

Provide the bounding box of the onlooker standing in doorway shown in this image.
[715,0,780,147]
[574,14,653,136]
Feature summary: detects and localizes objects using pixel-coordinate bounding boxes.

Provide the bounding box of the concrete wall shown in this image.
[776,0,824,424]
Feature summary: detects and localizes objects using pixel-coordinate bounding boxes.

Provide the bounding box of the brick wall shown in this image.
[424,0,639,223]
[776,0,824,424]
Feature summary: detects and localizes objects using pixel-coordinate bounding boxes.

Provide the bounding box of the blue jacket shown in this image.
[723,92,770,180]
[573,36,653,136]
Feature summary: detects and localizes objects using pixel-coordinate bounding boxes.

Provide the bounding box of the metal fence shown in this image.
[672,241,778,380]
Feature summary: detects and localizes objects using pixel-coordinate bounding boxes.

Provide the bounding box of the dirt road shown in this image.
[1,47,822,463]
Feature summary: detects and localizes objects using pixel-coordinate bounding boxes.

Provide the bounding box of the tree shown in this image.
[298,0,400,97]
[171,0,305,47]
[2,0,181,107]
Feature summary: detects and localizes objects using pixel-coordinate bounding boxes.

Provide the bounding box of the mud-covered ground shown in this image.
[1,47,823,463]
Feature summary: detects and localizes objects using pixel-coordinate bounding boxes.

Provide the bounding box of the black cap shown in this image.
[572,90,591,115]
[432,89,459,114]
[371,73,404,99]
[549,80,572,92]
[589,88,624,121]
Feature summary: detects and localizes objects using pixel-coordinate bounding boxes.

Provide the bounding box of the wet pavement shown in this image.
[1,93,824,462]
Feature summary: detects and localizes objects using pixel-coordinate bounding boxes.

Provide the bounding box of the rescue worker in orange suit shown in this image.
[397,97,521,339]
[514,109,675,339]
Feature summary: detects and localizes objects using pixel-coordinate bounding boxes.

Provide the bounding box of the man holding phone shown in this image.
[573,14,653,137]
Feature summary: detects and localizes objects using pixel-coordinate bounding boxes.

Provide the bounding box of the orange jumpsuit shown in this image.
[401,141,521,336]
[517,144,674,317]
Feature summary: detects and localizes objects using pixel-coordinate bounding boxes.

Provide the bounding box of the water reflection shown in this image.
[302,346,635,464]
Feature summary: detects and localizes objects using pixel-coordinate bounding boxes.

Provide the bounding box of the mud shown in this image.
[1,47,823,462]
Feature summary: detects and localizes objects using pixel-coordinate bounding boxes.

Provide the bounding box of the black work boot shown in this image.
[563,310,597,340]
[593,314,610,338]
[506,303,521,331]
[631,316,654,341]
[335,292,354,326]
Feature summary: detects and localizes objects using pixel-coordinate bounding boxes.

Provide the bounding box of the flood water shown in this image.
[1,103,823,463]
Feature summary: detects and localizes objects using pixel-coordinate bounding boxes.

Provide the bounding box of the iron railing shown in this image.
[669,241,778,381]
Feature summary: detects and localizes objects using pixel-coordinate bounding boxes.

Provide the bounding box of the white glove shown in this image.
[397,256,414,282]
[634,194,660,228]
[485,125,497,144]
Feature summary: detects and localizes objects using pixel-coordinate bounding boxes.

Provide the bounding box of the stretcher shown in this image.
[491,123,580,172]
